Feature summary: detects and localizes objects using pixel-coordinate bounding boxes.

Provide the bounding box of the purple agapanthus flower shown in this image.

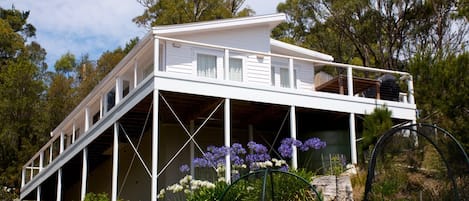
[299,138,326,151]
[278,138,303,158]
[179,164,190,173]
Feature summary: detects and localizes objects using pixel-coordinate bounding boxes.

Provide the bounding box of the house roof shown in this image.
[270,39,334,62]
[152,13,286,36]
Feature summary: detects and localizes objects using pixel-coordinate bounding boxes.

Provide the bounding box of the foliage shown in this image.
[360,106,393,161]
[159,138,326,200]
[84,192,111,201]
[273,0,468,70]
[84,192,126,201]
[0,6,48,194]
[133,0,254,27]
[408,52,469,151]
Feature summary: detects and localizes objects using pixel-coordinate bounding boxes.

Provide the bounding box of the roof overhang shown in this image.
[152,13,286,36]
[270,39,334,62]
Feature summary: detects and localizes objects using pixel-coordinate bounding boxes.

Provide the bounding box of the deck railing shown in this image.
[21,35,415,188]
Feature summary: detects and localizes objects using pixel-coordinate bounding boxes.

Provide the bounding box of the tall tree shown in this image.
[408,52,469,150]
[273,0,467,70]
[0,7,48,195]
[133,0,254,27]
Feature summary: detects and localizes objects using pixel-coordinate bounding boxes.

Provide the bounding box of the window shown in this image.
[197,54,217,78]
[123,80,130,98]
[106,89,115,111]
[229,58,242,81]
[280,68,297,88]
[92,112,100,124]
[280,68,289,88]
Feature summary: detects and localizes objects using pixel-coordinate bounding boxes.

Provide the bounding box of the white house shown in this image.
[20,13,416,201]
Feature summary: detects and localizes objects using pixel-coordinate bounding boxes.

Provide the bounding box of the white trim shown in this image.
[154,73,417,120]
[153,13,286,36]
[270,39,334,61]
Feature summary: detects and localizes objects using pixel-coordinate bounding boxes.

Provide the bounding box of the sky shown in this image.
[0,0,285,69]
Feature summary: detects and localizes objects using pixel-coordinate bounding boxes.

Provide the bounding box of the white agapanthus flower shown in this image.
[272,158,287,167]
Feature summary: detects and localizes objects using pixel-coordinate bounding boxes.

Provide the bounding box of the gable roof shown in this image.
[270,39,334,61]
[152,13,286,36]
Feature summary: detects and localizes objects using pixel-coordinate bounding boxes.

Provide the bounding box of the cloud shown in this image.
[1,0,146,69]
[0,0,284,69]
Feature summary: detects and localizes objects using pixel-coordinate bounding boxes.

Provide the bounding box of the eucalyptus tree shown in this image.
[133,0,254,27]
[0,7,48,193]
[273,0,468,70]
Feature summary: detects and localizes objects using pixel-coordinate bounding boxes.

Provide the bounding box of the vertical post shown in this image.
[224,49,230,80]
[39,151,44,171]
[49,145,53,163]
[37,185,41,201]
[81,148,88,201]
[224,98,231,183]
[85,107,90,132]
[21,168,26,187]
[151,35,160,201]
[100,95,104,119]
[115,78,122,104]
[190,120,195,178]
[349,113,357,164]
[72,123,76,144]
[290,106,298,169]
[151,89,159,201]
[407,75,415,104]
[288,58,294,88]
[56,168,62,201]
[347,66,353,96]
[60,132,64,153]
[112,123,119,201]
[154,37,160,76]
[134,59,138,88]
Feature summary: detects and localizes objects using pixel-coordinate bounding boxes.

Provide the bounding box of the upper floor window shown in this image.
[279,68,297,88]
[197,54,217,78]
[229,58,243,81]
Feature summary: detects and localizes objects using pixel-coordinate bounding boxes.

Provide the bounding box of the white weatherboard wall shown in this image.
[164,26,273,85]
[271,58,315,90]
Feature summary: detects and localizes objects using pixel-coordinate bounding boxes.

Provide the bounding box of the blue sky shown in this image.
[1,0,285,70]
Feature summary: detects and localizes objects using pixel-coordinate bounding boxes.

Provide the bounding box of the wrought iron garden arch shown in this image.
[364,123,469,200]
[219,168,323,201]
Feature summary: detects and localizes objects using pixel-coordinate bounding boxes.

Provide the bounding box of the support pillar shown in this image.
[56,168,62,201]
[37,185,41,201]
[290,106,298,169]
[112,123,119,201]
[81,148,88,201]
[349,113,357,164]
[224,98,231,183]
[151,90,159,201]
